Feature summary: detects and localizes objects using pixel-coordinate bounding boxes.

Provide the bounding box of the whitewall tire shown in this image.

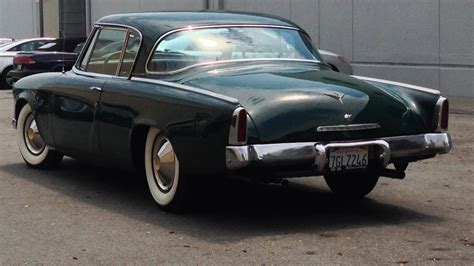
[17,104,63,169]
[144,128,188,211]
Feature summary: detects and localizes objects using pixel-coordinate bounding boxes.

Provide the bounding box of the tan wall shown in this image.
[43,0,59,38]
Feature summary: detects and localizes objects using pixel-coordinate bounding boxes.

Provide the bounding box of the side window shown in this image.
[119,30,140,77]
[79,28,127,75]
[9,40,49,52]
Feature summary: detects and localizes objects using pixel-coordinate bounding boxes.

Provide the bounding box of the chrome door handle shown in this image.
[90,86,102,92]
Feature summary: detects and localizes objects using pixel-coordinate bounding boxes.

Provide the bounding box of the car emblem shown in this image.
[325,92,345,104]
[344,113,353,121]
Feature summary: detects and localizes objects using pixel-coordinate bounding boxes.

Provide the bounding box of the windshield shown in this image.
[148,27,321,73]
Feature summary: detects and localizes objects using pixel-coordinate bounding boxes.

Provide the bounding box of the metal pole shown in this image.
[85,0,91,34]
[39,0,44,37]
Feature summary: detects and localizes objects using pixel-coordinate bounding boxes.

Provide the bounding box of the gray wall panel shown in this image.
[224,0,291,19]
[0,0,39,38]
[290,0,318,43]
[353,0,440,64]
[319,0,352,59]
[353,64,441,92]
[90,0,205,24]
[440,0,474,65]
[440,68,474,97]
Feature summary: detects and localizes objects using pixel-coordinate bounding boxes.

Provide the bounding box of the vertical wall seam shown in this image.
[438,0,442,91]
[317,0,320,46]
[351,0,354,60]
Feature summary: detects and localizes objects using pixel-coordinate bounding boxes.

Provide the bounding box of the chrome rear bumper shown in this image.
[226,133,452,171]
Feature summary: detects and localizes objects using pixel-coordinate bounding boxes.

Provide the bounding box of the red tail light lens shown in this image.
[440,99,449,130]
[14,57,35,65]
[237,109,247,143]
[229,107,247,145]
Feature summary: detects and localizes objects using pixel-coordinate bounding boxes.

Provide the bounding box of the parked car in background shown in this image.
[12,12,451,212]
[0,38,14,46]
[319,49,353,75]
[0,37,55,89]
[7,38,85,86]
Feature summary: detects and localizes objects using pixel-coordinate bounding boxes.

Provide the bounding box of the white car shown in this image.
[0,37,54,89]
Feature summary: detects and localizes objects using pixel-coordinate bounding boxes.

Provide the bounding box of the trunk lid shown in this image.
[180,63,428,143]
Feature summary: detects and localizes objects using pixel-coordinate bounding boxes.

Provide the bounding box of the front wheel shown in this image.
[324,173,379,199]
[144,128,189,212]
[17,104,63,169]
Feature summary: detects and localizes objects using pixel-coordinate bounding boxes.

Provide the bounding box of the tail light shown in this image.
[435,97,449,131]
[14,56,35,65]
[229,107,247,145]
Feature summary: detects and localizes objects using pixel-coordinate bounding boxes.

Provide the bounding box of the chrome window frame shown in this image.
[74,22,143,80]
[145,24,321,76]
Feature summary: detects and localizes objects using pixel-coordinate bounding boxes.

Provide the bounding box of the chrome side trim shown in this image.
[317,123,381,132]
[72,66,127,80]
[352,75,441,95]
[226,133,452,172]
[145,24,319,76]
[130,77,239,104]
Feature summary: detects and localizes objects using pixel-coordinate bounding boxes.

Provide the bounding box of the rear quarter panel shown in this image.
[100,77,240,175]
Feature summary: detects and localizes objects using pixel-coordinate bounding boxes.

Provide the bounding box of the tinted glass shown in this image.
[9,40,51,52]
[81,28,127,75]
[148,27,321,73]
[119,31,140,76]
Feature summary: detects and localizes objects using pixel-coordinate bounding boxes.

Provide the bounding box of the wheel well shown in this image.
[130,125,149,174]
[15,99,28,120]
[2,65,13,76]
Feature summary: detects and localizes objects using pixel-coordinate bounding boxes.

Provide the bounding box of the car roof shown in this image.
[96,11,304,39]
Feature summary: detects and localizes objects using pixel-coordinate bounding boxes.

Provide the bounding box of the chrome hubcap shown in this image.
[23,114,45,155]
[152,137,176,192]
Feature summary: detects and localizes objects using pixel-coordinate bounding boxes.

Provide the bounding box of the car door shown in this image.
[98,29,141,167]
[51,27,128,157]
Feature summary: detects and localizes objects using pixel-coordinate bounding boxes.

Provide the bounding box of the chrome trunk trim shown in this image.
[317,123,380,132]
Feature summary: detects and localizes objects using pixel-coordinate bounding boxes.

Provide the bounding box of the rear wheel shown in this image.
[17,104,63,169]
[324,173,379,199]
[144,128,190,212]
[1,66,13,90]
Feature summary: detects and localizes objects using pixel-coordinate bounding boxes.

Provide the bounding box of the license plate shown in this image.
[328,146,369,172]
[16,64,21,70]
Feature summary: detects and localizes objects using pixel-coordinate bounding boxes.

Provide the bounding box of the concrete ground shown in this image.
[0,90,472,264]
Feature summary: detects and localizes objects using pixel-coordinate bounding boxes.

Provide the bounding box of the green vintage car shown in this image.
[12,11,451,211]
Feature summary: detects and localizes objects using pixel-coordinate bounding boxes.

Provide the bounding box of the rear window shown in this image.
[147,27,320,73]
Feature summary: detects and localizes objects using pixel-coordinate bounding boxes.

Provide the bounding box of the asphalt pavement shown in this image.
[0,90,472,264]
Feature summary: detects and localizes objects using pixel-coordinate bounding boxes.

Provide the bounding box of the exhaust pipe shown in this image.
[380,169,406,179]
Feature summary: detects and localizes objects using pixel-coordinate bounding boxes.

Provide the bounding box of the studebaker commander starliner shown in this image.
[12,11,452,211]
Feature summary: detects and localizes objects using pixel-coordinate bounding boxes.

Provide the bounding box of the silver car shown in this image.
[319,49,353,75]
